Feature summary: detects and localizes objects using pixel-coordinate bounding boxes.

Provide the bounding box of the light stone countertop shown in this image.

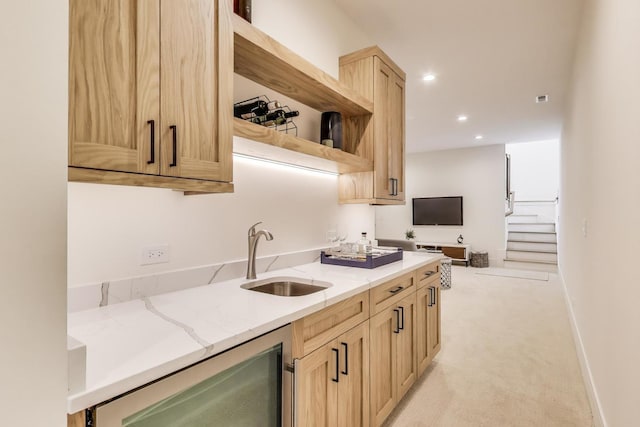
[67,251,442,413]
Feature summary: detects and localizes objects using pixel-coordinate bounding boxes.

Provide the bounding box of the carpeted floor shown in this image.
[384,266,593,427]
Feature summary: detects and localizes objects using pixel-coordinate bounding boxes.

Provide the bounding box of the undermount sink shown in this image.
[241,277,332,297]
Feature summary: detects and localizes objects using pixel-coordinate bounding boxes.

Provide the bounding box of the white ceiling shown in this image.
[334,0,585,153]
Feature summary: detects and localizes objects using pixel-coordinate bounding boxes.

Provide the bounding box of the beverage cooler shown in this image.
[96,325,292,427]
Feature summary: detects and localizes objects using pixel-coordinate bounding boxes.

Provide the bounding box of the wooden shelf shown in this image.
[233,118,373,174]
[233,15,373,116]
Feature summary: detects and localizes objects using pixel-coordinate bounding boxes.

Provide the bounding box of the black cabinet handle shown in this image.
[393,309,400,334]
[146,120,155,164]
[169,125,177,167]
[432,287,437,306]
[389,286,404,294]
[340,342,348,376]
[391,178,399,196]
[331,348,340,383]
[398,306,405,331]
[427,288,433,307]
[424,270,436,277]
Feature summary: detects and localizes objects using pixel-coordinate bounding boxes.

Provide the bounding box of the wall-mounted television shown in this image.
[412,196,463,226]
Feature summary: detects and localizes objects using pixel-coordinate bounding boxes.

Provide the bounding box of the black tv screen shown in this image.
[412,197,463,226]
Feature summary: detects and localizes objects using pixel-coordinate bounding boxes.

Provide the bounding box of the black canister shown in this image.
[320,112,342,149]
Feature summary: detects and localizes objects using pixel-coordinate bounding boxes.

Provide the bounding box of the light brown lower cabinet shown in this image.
[296,321,370,427]
[369,292,417,427]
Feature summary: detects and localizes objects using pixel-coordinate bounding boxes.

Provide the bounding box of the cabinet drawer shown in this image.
[416,261,440,290]
[370,272,415,316]
[442,246,465,260]
[292,291,369,358]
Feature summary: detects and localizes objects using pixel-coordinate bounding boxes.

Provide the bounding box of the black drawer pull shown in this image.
[389,286,404,294]
[341,342,348,376]
[423,270,436,277]
[146,120,155,164]
[332,348,339,383]
[398,306,405,331]
[169,125,177,167]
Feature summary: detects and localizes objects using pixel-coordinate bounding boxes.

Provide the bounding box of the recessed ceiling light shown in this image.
[422,73,436,82]
[457,115,468,122]
[475,135,483,140]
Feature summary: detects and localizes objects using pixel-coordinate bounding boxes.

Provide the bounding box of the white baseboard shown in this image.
[557,267,607,427]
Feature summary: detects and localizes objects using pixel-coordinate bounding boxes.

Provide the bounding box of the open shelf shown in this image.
[233,118,373,174]
[233,15,373,117]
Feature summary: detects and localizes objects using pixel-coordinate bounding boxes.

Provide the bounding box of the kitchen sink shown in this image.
[241,277,331,297]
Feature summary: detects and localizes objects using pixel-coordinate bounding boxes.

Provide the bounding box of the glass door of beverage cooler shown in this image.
[96,325,292,427]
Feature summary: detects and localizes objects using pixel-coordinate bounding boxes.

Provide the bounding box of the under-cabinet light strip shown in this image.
[232,152,339,177]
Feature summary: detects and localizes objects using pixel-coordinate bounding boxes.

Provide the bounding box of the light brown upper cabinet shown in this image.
[69,0,233,193]
[338,46,406,204]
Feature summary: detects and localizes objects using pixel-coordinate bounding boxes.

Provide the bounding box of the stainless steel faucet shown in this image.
[246,222,274,280]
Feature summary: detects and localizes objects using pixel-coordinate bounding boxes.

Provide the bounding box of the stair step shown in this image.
[508,223,556,233]
[507,241,557,252]
[503,259,558,272]
[506,250,558,263]
[504,257,558,265]
[507,215,539,224]
[508,232,557,243]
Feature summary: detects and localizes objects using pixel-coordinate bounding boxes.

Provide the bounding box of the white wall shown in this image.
[376,145,506,265]
[506,140,559,201]
[68,0,375,286]
[0,1,68,425]
[560,0,640,425]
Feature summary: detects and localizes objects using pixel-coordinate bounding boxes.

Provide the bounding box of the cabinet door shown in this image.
[416,285,431,376]
[395,293,417,401]
[296,341,339,427]
[373,58,394,199]
[69,0,160,174]
[428,285,442,357]
[388,72,405,201]
[369,305,397,427]
[160,0,232,182]
[373,58,405,201]
[337,321,370,427]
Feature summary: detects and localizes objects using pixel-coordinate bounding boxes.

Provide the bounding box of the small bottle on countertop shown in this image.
[358,232,372,255]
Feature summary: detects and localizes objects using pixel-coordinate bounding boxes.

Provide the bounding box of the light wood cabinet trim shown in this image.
[337,321,370,427]
[69,0,154,174]
[369,304,397,427]
[395,293,417,401]
[339,46,406,81]
[233,15,373,116]
[160,0,232,182]
[296,340,339,427]
[370,272,415,316]
[69,167,234,193]
[416,285,431,376]
[292,292,369,358]
[233,118,373,174]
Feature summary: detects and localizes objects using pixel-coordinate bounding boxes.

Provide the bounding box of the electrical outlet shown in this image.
[141,245,170,265]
